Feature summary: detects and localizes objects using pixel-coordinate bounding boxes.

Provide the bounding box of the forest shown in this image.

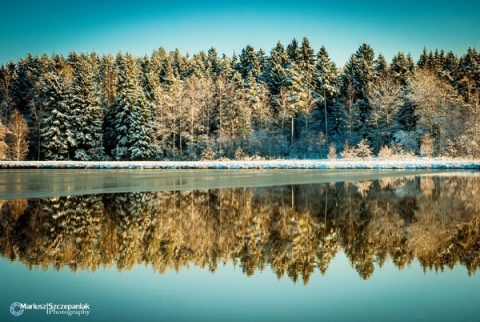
[0,37,479,161]
[1,175,480,283]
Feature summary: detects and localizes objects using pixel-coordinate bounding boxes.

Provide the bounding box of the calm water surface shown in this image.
[1,169,480,321]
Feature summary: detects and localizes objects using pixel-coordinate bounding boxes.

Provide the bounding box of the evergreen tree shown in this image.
[13,54,42,118]
[38,60,75,160]
[339,43,375,139]
[238,45,261,79]
[99,53,120,155]
[287,38,301,64]
[313,46,338,142]
[298,37,315,86]
[391,52,413,86]
[442,51,459,85]
[270,41,289,67]
[171,48,190,79]
[341,44,375,105]
[374,53,388,78]
[278,63,306,147]
[109,54,154,160]
[190,51,209,78]
[458,48,480,104]
[256,48,268,81]
[207,47,222,77]
[417,47,430,70]
[69,53,104,160]
[0,62,18,124]
[219,54,233,77]
[264,42,289,101]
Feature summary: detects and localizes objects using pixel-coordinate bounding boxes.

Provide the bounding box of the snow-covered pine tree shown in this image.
[442,51,459,85]
[12,54,42,121]
[313,46,339,143]
[391,52,413,86]
[256,48,268,81]
[140,54,165,159]
[110,53,154,161]
[101,53,121,156]
[207,47,222,77]
[190,51,209,78]
[70,53,104,160]
[458,48,480,104]
[298,37,315,86]
[238,45,261,79]
[152,47,169,82]
[171,48,190,79]
[245,71,271,130]
[38,57,75,160]
[219,54,233,78]
[374,54,388,78]
[279,63,306,147]
[286,38,301,65]
[417,47,430,70]
[340,44,375,139]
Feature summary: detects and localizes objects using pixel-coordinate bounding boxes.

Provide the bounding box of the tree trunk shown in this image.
[324,89,328,143]
[291,116,294,148]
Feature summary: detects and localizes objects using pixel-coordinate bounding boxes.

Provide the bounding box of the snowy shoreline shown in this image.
[1,158,480,169]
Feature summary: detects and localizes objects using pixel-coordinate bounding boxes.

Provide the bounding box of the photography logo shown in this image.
[10,302,24,317]
[9,302,90,317]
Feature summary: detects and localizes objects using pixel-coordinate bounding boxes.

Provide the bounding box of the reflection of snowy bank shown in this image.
[1,158,480,169]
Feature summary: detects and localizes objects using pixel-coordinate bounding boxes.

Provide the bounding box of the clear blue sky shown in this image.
[1,0,479,66]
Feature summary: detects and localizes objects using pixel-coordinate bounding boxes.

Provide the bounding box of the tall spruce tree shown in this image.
[109,54,154,160]
[70,53,104,160]
[340,43,375,138]
[279,63,306,147]
[264,42,289,103]
[238,45,261,79]
[298,37,315,86]
[38,59,75,160]
[458,48,480,104]
[287,38,301,64]
[374,54,388,78]
[391,52,414,86]
[313,46,338,142]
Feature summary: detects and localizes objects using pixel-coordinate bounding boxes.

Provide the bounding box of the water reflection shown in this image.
[1,174,480,284]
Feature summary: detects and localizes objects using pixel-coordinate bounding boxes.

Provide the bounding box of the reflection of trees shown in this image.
[1,175,480,283]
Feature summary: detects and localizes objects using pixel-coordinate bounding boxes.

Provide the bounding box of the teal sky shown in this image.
[1,0,479,66]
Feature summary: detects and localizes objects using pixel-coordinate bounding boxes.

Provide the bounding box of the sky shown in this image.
[1,0,479,66]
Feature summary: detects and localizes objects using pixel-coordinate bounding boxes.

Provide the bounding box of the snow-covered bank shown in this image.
[1,158,479,169]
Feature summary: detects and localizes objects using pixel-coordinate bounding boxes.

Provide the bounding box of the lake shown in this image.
[1,169,480,321]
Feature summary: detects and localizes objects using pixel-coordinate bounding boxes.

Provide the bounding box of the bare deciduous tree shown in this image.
[0,121,9,160]
[7,109,29,160]
[407,68,464,155]
[368,75,403,151]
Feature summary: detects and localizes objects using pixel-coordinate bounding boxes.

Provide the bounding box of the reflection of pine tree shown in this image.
[105,193,153,270]
[71,195,104,271]
[0,199,27,260]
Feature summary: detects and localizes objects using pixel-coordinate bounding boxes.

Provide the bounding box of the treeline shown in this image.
[0,38,479,161]
[2,175,480,283]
